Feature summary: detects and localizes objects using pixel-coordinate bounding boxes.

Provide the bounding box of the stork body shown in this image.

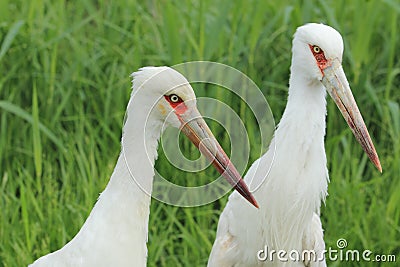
[31,154,154,267]
[30,87,161,266]
[209,75,328,267]
[30,67,257,267]
[208,24,381,267]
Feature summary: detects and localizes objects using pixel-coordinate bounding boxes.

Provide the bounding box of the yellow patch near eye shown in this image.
[158,103,167,116]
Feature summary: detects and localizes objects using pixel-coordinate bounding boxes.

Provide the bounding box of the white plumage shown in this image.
[208,23,381,267]
[30,67,256,267]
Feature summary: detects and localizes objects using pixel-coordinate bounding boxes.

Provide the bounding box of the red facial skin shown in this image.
[309,44,329,74]
[164,95,188,115]
[163,94,259,207]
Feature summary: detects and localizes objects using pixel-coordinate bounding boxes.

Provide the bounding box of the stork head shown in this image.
[130,67,258,208]
[292,23,344,81]
[292,23,381,172]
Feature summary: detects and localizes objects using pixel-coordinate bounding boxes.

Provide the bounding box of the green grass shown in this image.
[1,0,399,266]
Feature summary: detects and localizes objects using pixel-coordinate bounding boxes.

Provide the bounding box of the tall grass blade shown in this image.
[0,100,64,151]
[32,82,42,178]
[0,20,25,62]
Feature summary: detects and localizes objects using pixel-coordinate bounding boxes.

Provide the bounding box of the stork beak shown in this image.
[177,108,259,208]
[321,59,382,172]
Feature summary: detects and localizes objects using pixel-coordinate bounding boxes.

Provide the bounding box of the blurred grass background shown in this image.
[0,0,399,266]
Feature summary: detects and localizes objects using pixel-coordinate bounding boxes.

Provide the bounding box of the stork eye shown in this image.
[164,94,187,114]
[167,94,183,103]
[313,45,321,53]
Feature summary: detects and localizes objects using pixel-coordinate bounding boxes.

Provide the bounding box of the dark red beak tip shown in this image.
[252,198,260,209]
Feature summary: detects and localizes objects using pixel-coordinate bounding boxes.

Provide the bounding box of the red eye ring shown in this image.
[313,45,322,54]
[164,94,187,114]
[166,94,183,104]
[309,44,328,73]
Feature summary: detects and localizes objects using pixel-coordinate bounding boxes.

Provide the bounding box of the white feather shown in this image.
[208,23,345,267]
[30,67,196,267]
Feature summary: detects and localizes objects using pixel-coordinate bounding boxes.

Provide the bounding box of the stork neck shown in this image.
[117,103,163,193]
[248,68,329,251]
[266,67,328,198]
[77,102,163,266]
[279,69,327,134]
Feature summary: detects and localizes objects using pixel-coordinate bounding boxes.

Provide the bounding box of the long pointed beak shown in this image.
[178,108,259,208]
[321,59,382,172]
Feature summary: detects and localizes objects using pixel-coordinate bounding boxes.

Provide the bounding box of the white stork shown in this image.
[30,67,257,267]
[208,23,381,267]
